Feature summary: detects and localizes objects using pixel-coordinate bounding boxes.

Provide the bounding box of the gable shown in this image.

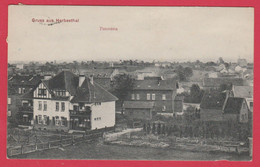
[34,82,52,99]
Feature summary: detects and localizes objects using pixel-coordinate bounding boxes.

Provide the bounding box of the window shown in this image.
[56,102,59,111]
[56,90,66,96]
[43,115,48,125]
[147,94,151,100]
[152,94,156,100]
[8,98,11,105]
[55,116,60,126]
[61,102,65,111]
[38,115,43,124]
[7,111,11,117]
[136,94,140,100]
[61,117,67,126]
[162,94,166,100]
[162,106,166,111]
[43,101,47,111]
[38,101,42,110]
[18,88,22,94]
[250,102,253,109]
[131,94,135,100]
[38,88,47,96]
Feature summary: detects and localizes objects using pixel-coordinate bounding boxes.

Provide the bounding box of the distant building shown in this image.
[232,85,253,112]
[200,90,250,123]
[125,78,179,116]
[203,77,245,90]
[32,71,118,131]
[223,97,250,123]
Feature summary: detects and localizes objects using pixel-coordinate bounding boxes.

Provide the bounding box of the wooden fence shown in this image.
[7,131,103,157]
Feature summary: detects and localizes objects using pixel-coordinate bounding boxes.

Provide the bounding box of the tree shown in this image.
[111,74,135,114]
[176,65,193,81]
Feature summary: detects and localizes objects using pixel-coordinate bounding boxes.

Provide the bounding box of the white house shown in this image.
[32,71,118,132]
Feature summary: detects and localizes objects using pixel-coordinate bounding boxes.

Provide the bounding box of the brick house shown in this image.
[125,77,178,116]
[32,71,118,132]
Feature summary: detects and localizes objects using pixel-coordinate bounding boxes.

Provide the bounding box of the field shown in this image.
[14,140,251,161]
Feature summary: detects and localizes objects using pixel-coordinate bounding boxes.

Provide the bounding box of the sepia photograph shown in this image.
[7,5,254,161]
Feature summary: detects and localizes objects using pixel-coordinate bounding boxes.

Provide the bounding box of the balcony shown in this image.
[19,106,33,113]
[69,109,91,116]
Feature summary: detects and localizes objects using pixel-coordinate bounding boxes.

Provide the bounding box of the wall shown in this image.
[124,108,152,120]
[33,99,70,131]
[128,90,175,113]
[91,101,115,130]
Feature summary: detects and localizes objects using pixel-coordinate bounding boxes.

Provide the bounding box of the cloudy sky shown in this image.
[8,6,254,63]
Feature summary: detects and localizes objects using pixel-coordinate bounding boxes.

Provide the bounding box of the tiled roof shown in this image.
[123,101,155,109]
[8,75,43,86]
[203,77,245,87]
[47,71,79,95]
[223,97,246,114]
[70,78,118,103]
[133,78,177,91]
[233,86,253,98]
[200,90,227,110]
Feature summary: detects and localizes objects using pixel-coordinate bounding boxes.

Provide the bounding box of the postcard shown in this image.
[7,5,253,161]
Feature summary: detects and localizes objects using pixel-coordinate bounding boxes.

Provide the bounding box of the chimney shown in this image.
[79,74,85,87]
[44,74,52,80]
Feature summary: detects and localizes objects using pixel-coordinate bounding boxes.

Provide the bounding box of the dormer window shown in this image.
[55,90,66,96]
[38,88,47,96]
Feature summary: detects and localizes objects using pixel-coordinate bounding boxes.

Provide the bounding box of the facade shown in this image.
[126,78,178,115]
[123,101,155,120]
[32,71,118,132]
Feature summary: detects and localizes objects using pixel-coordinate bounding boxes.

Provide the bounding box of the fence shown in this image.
[7,131,103,157]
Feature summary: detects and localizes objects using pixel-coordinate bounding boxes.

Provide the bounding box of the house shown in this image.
[232,86,253,112]
[8,75,43,125]
[223,97,249,123]
[125,77,178,116]
[200,90,227,121]
[123,101,155,120]
[203,77,245,90]
[32,71,118,132]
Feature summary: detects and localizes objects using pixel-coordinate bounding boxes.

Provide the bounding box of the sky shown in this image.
[8,6,254,63]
